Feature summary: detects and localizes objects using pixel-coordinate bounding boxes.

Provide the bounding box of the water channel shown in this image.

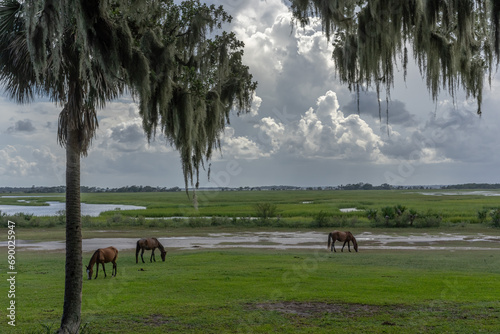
[0,196,145,216]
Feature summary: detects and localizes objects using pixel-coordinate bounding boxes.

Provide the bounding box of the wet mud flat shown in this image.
[4,231,500,252]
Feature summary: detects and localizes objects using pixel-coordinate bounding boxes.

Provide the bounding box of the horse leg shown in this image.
[346,241,351,252]
[102,263,107,278]
[150,249,155,263]
[94,263,99,279]
[141,249,145,263]
[332,241,337,252]
[341,240,347,252]
[112,261,116,277]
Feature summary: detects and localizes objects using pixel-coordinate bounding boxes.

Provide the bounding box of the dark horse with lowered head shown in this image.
[327,231,358,252]
[136,238,167,263]
[86,246,118,279]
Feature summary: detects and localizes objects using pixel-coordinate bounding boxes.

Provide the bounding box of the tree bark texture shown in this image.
[58,127,83,334]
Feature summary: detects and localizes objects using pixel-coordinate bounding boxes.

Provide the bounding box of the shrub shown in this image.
[380,206,395,226]
[477,209,488,223]
[490,208,500,227]
[394,204,406,216]
[408,209,418,226]
[415,211,442,228]
[312,210,331,228]
[254,203,278,220]
[366,209,378,220]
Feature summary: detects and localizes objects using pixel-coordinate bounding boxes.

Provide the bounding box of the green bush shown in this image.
[477,209,489,223]
[254,203,278,220]
[414,211,442,228]
[490,208,500,227]
[311,210,331,228]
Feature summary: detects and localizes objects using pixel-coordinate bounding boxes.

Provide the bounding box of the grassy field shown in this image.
[1,190,500,333]
[82,189,500,221]
[2,189,500,228]
[2,246,500,333]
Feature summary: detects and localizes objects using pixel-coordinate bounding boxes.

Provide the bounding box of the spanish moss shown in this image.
[290,0,500,115]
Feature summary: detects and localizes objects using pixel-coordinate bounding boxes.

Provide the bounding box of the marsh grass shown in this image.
[3,190,500,229]
[4,247,500,333]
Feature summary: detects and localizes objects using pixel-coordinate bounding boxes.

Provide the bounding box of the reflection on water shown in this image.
[0,201,146,217]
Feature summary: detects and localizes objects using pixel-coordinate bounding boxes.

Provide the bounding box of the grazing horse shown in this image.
[136,238,167,263]
[327,231,358,252]
[86,247,118,279]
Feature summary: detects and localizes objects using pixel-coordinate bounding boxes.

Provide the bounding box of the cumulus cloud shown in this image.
[108,122,145,152]
[240,90,385,162]
[220,127,268,159]
[342,91,418,127]
[0,146,35,177]
[7,119,36,133]
[0,145,63,182]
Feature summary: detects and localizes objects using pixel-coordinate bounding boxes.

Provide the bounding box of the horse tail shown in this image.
[327,232,332,250]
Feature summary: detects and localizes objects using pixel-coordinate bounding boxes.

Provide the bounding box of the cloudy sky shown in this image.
[1,0,500,188]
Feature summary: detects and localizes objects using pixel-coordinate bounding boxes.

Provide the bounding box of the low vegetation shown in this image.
[2,189,500,229]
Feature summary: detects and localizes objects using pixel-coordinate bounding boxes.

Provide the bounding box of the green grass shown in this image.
[3,247,500,333]
[2,190,500,332]
[3,189,500,228]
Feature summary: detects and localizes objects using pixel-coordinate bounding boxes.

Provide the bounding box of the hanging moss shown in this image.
[133,1,257,191]
[291,0,500,115]
[1,0,256,192]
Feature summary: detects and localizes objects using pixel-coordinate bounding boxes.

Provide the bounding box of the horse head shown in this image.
[85,265,93,280]
[160,250,167,261]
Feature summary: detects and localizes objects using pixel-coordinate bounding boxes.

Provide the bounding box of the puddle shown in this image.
[3,231,500,252]
[339,208,362,212]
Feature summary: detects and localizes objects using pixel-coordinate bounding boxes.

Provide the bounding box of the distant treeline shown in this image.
[1,183,499,194]
[441,183,500,190]
[0,185,182,194]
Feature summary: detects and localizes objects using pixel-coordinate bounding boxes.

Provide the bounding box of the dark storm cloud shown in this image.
[110,123,144,144]
[104,122,147,152]
[342,92,418,127]
[7,119,36,133]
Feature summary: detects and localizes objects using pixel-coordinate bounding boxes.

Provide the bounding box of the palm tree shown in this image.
[1,1,145,332]
[1,1,255,333]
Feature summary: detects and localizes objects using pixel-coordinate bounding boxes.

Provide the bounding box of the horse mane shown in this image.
[88,249,100,267]
[154,238,165,252]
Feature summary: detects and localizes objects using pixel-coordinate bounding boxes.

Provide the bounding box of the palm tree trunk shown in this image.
[58,127,83,334]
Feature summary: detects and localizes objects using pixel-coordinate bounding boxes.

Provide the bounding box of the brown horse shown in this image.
[86,246,118,280]
[136,238,167,263]
[327,231,358,252]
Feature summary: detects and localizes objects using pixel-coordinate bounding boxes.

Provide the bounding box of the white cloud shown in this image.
[219,127,268,159]
[240,90,385,162]
[0,145,63,183]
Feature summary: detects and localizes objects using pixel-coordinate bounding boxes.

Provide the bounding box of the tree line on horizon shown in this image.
[2,183,500,194]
